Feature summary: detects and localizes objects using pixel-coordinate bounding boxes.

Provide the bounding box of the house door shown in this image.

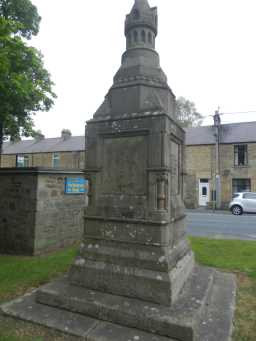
[199,179,210,206]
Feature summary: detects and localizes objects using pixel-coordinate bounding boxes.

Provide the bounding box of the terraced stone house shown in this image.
[184,119,256,209]
[1,130,85,170]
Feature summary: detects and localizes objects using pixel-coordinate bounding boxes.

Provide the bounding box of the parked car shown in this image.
[229,192,256,215]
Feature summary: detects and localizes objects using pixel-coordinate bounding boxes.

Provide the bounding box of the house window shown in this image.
[16,155,29,167]
[52,153,60,168]
[232,178,251,194]
[234,144,248,166]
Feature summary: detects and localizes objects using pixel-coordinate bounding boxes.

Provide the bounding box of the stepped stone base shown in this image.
[69,246,194,307]
[1,266,236,341]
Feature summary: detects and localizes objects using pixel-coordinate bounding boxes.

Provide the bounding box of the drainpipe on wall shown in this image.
[213,110,221,209]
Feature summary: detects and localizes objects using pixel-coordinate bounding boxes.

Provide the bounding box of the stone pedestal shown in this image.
[65,111,194,307]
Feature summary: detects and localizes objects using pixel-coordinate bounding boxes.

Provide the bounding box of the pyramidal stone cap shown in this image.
[93,0,174,119]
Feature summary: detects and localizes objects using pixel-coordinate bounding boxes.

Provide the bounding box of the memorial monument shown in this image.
[2,1,236,340]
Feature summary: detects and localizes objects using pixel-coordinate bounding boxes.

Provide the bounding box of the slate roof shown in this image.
[3,121,256,153]
[185,121,256,145]
[3,136,85,155]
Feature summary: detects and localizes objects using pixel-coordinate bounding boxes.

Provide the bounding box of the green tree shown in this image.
[0,0,41,38]
[0,0,56,165]
[175,96,203,128]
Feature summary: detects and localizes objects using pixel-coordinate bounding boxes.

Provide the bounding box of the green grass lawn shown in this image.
[190,237,256,278]
[0,246,78,303]
[0,238,255,341]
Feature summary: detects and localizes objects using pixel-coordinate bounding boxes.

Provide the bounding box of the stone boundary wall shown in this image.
[0,168,86,255]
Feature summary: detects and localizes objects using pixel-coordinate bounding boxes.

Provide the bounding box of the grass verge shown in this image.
[189,237,256,278]
[0,245,78,303]
[0,238,255,341]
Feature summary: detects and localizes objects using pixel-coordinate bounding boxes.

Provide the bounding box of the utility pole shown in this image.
[213,109,221,209]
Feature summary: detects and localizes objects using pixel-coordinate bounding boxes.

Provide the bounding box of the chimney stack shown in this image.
[61,129,72,140]
[34,131,45,142]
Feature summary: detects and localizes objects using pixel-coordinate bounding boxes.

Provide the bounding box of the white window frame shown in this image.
[52,152,60,168]
[16,154,29,167]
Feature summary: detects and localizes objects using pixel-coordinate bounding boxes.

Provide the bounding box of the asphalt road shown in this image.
[186,211,256,240]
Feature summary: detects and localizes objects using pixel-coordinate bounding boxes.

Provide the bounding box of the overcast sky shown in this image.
[30,0,256,137]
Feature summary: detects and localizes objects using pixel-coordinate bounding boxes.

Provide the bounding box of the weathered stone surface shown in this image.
[87,322,175,341]
[36,266,213,341]
[0,172,37,255]
[1,291,98,338]
[68,250,194,306]
[197,271,236,341]
[2,267,236,341]
[1,294,175,340]
[77,238,190,272]
[73,108,192,305]
[0,168,85,255]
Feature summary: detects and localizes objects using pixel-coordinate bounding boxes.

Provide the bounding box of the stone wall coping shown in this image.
[0,167,84,175]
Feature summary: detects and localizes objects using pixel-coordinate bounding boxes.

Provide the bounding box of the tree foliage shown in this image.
[0,0,41,38]
[175,96,203,128]
[0,0,56,161]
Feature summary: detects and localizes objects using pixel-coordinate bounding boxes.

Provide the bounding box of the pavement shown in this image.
[185,207,231,215]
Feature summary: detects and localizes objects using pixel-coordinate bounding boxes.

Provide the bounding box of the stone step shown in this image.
[36,266,214,341]
[197,271,236,341]
[68,251,194,306]
[1,292,176,340]
[1,291,98,338]
[1,267,236,341]
[87,322,177,341]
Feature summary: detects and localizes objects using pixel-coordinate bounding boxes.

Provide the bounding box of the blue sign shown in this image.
[65,177,88,194]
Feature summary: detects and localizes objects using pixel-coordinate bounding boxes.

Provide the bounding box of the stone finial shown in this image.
[125,0,158,41]
[133,0,151,10]
[94,0,174,119]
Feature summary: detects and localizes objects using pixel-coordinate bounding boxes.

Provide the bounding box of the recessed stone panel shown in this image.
[102,135,147,195]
